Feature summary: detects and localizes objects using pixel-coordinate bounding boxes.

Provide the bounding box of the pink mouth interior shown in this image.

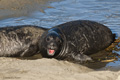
[48,49,55,55]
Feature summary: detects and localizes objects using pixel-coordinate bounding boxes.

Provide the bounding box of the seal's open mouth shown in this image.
[47,49,55,56]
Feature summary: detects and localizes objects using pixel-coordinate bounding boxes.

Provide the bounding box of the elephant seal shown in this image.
[39,20,115,62]
[0,25,47,57]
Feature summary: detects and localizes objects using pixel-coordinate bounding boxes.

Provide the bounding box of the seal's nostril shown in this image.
[50,43,54,46]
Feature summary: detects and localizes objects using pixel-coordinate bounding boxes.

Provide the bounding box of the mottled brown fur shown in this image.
[0,25,47,57]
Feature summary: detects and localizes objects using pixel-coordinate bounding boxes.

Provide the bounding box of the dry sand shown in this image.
[0,0,120,80]
[0,57,119,80]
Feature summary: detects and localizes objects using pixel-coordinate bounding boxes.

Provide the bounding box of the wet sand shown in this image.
[0,0,59,20]
[0,0,120,80]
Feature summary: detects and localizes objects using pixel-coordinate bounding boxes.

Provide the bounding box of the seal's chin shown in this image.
[47,49,55,56]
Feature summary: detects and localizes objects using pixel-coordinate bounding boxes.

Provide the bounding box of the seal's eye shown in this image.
[58,40,61,43]
[56,37,61,43]
[46,37,50,42]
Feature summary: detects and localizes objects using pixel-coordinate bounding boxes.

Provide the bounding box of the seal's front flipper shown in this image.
[71,54,92,63]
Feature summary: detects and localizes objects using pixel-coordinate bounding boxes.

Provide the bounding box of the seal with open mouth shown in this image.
[0,25,47,57]
[39,20,115,62]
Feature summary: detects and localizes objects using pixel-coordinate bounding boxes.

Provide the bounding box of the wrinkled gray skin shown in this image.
[40,20,115,62]
[0,25,47,57]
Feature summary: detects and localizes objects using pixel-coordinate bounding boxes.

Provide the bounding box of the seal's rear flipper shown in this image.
[113,34,116,42]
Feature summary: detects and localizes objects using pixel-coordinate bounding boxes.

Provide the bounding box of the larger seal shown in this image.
[0,25,47,57]
[39,20,115,62]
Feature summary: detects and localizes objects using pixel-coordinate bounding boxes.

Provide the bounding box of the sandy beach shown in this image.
[0,57,119,80]
[0,0,120,80]
[0,0,59,20]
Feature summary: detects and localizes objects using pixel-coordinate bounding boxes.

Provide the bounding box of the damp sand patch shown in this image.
[0,0,61,20]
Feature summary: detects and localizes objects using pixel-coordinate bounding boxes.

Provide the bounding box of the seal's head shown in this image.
[40,31,63,58]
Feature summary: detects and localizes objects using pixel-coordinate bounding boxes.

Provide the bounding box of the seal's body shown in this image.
[0,25,47,57]
[39,20,115,62]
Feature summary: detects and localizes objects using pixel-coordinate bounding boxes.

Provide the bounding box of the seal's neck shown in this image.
[53,28,68,60]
